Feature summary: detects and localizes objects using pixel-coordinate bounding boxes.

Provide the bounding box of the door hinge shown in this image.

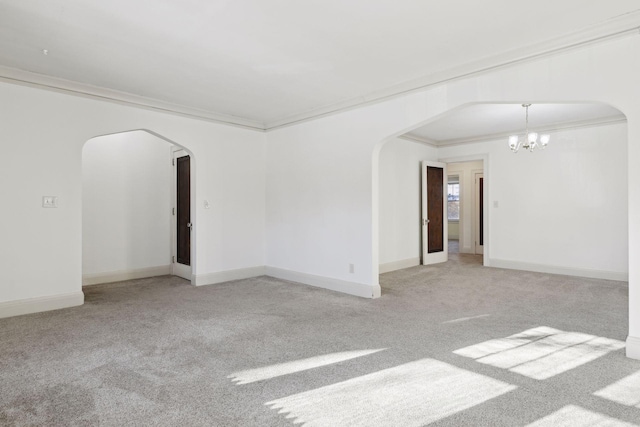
[172,207,175,215]
[172,158,175,166]
[172,256,175,263]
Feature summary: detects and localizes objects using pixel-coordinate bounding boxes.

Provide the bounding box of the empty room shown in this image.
[2,1,640,426]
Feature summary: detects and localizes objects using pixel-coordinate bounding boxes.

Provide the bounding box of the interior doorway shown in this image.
[172,147,193,280]
[447,174,460,255]
[475,172,484,255]
[444,160,485,259]
[82,130,195,286]
[421,161,448,265]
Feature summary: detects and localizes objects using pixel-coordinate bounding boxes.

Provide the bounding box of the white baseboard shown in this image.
[489,258,628,282]
[82,265,172,286]
[379,257,420,274]
[627,336,640,360]
[0,291,84,319]
[84,264,382,300]
[265,266,381,299]
[193,266,267,286]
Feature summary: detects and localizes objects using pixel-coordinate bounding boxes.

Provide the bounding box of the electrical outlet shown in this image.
[349,263,355,274]
[42,196,58,208]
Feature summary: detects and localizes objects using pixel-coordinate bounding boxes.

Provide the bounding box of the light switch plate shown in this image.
[42,196,58,208]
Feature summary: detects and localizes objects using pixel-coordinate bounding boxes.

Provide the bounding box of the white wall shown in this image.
[378,137,437,271]
[440,123,628,278]
[446,161,484,253]
[448,222,459,239]
[82,132,172,280]
[265,121,380,297]
[0,80,266,314]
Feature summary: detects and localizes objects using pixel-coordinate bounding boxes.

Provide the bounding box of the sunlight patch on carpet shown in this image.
[594,370,640,408]
[442,314,491,324]
[228,349,386,385]
[265,358,516,426]
[453,326,624,380]
[526,405,638,426]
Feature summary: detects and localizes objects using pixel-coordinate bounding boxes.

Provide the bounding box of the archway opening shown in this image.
[374,101,628,285]
[81,129,196,288]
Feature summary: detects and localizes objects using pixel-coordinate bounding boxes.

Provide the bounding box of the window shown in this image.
[448,181,460,221]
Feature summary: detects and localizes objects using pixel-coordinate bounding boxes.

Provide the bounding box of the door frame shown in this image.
[421,160,448,265]
[439,154,489,267]
[474,171,484,255]
[171,147,193,281]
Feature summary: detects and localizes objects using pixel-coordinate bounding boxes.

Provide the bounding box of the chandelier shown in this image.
[508,104,550,153]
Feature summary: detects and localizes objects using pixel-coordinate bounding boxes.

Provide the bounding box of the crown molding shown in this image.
[0,66,267,131]
[398,134,438,148]
[0,10,638,133]
[265,11,640,130]
[415,114,627,147]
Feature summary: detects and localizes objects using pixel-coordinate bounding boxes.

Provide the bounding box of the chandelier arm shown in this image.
[509,104,548,153]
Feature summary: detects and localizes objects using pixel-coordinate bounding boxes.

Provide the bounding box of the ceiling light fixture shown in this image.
[508,104,550,153]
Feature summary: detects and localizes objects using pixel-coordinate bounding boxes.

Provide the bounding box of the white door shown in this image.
[421,161,448,265]
[475,172,484,255]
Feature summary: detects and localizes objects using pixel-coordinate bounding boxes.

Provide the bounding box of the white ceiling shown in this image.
[0,1,639,129]
[404,103,625,145]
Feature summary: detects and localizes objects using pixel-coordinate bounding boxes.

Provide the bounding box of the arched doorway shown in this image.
[81,129,196,287]
[373,102,628,284]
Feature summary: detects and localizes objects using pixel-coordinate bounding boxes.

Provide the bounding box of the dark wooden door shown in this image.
[176,156,191,265]
[479,177,484,246]
[427,166,444,253]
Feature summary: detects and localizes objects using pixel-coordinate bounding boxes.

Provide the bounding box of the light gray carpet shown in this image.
[1,255,639,426]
